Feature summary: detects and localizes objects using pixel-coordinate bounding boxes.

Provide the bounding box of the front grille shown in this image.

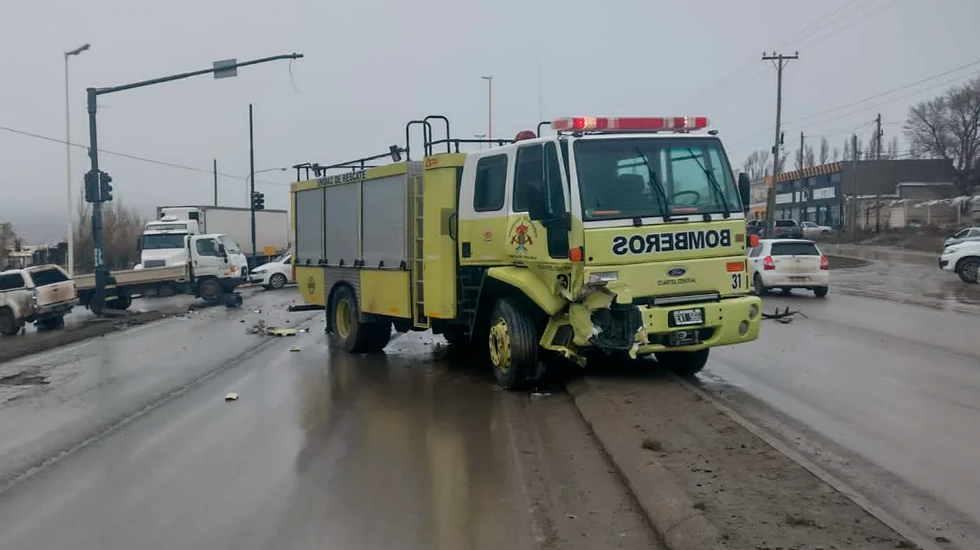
[635,292,721,307]
[143,260,165,268]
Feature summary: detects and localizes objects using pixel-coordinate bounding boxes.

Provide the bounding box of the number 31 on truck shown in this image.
[290,115,762,390]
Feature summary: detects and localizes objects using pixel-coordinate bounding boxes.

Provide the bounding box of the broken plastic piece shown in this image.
[267,327,298,337]
[289,346,301,352]
[224,392,239,401]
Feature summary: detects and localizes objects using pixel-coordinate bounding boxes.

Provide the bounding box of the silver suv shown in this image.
[0,265,77,335]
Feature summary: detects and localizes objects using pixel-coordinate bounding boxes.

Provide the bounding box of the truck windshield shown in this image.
[218,236,242,254]
[573,137,741,221]
[142,233,187,250]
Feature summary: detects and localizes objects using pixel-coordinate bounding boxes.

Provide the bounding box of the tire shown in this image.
[486,298,539,391]
[330,286,387,353]
[813,286,829,298]
[656,348,710,377]
[108,293,132,311]
[199,278,222,302]
[0,308,19,336]
[268,273,288,290]
[956,257,980,284]
[752,273,766,296]
[37,315,66,330]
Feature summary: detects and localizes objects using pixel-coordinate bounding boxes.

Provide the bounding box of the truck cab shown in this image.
[188,233,249,293]
[137,216,201,269]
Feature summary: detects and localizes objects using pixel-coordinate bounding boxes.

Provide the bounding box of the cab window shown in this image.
[473,155,507,212]
[195,239,220,257]
[0,273,25,291]
[513,143,566,214]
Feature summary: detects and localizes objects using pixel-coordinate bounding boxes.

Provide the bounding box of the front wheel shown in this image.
[956,258,980,284]
[487,298,539,391]
[199,278,223,302]
[656,348,710,377]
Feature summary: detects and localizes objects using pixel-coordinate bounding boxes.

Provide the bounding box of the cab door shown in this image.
[189,236,227,278]
[510,141,571,262]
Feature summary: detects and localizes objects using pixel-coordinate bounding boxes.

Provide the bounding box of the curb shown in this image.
[566,378,723,550]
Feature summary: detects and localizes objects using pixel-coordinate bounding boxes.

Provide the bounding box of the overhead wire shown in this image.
[0,123,290,186]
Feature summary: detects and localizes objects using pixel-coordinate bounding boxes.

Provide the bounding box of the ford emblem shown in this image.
[667,267,687,277]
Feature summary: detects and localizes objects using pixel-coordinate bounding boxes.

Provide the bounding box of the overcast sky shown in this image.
[2,0,978,242]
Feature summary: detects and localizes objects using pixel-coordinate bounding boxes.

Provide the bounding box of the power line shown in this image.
[729,61,980,149]
[794,0,904,51]
[0,123,289,186]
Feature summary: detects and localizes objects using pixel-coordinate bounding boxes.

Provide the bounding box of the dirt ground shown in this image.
[576,365,916,550]
[820,227,954,254]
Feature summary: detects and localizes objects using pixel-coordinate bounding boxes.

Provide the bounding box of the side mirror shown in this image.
[527,182,549,221]
[217,244,227,257]
[737,172,751,212]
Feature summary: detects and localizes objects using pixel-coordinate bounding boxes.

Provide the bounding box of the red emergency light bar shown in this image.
[551,116,709,132]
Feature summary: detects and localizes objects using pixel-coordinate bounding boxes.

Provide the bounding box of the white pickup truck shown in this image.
[76,233,250,313]
[0,265,78,335]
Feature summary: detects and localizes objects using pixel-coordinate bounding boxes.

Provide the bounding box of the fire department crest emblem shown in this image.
[509,217,538,254]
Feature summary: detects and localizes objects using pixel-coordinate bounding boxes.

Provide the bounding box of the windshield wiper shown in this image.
[686,147,730,219]
[634,147,673,222]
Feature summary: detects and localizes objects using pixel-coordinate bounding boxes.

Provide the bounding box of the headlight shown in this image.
[943,246,959,255]
[251,269,265,275]
[588,271,619,283]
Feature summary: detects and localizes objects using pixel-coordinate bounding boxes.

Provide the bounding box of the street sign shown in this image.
[213,59,238,79]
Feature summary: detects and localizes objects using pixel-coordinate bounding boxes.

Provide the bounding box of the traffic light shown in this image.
[84,170,99,203]
[251,191,265,211]
[98,171,113,202]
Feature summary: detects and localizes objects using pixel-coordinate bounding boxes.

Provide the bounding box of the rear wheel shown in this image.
[0,308,20,336]
[813,286,829,298]
[752,273,766,295]
[331,286,388,353]
[108,293,132,310]
[956,258,980,284]
[269,273,288,290]
[487,298,539,391]
[656,348,710,377]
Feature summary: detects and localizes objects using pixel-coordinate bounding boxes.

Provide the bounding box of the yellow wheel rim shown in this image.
[488,318,511,373]
[335,298,353,339]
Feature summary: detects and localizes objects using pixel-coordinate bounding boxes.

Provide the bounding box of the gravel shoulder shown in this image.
[570,365,916,550]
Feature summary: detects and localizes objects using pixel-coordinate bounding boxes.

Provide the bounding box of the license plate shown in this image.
[669,308,704,327]
[668,329,701,346]
[789,276,809,282]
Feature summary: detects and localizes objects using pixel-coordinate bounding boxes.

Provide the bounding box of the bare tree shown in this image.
[886,136,899,159]
[804,144,816,168]
[831,146,841,162]
[866,132,880,160]
[843,139,852,161]
[741,149,771,180]
[905,76,980,193]
[0,222,17,268]
[73,200,146,273]
[793,148,803,171]
[819,138,830,164]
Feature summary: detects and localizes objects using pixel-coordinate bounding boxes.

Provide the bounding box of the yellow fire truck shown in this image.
[291,115,762,389]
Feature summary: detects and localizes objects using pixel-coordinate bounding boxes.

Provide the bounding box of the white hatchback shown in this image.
[748,239,830,297]
[248,253,295,290]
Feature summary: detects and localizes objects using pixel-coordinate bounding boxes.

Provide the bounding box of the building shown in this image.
[764,159,956,228]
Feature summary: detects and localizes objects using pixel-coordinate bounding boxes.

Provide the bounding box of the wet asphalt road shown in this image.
[704,287,980,547]
[0,288,659,550]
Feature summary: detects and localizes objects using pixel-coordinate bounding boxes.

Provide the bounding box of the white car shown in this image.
[939,240,980,283]
[248,253,294,290]
[748,239,830,297]
[800,221,834,238]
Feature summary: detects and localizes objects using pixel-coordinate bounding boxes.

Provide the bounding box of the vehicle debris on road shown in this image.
[762,307,808,323]
[224,392,238,402]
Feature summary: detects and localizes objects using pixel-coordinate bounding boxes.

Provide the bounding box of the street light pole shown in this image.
[64,43,90,277]
[481,76,493,141]
[84,52,303,315]
[249,104,256,265]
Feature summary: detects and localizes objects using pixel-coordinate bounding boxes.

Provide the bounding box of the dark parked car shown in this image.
[772,219,804,239]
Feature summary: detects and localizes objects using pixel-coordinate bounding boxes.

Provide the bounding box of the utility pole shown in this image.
[249,104,256,267]
[481,76,493,141]
[762,51,799,237]
[213,159,218,206]
[875,113,883,160]
[850,134,860,242]
[799,131,805,170]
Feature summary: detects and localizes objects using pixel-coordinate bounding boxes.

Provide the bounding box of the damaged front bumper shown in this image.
[539,287,761,365]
